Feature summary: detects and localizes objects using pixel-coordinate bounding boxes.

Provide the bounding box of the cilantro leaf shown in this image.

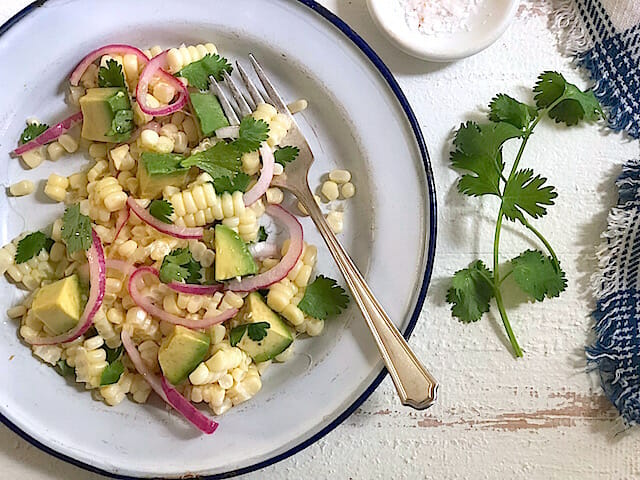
[15,231,54,264]
[234,117,270,154]
[298,275,349,320]
[148,199,174,224]
[450,121,522,197]
[274,146,299,166]
[98,59,127,88]
[257,226,268,242]
[159,248,202,284]
[213,172,251,193]
[488,94,537,129]
[177,54,233,90]
[103,344,124,364]
[446,260,494,323]
[502,169,557,222]
[141,152,186,176]
[229,325,247,347]
[229,322,271,346]
[61,204,92,254]
[533,71,603,126]
[100,359,124,386]
[20,123,49,144]
[248,322,271,341]
[54,359,74,377]
[182,142,242,179]
[510,250,567,301]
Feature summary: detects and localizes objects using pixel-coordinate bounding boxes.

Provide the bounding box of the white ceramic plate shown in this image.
[367,0,520,62]
[0,0,436,478]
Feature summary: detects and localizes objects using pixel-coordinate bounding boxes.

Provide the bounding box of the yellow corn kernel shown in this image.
[47,141,66,161]
[21,146,46,169]
[341,182,355,199]
[321,180,339,201]
[9,180,34,197]
[329,169,351,184]
[58,134,79,153]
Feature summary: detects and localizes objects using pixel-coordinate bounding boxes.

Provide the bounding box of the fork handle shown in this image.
[296,187,438,410]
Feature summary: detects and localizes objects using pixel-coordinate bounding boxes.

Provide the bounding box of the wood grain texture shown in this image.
[2,0,640,479]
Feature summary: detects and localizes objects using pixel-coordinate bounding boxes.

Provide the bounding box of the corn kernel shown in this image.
[321,181,339,201]
[341,182,355,199]
[329,169,351,184]
[287,99,308,114]
[47,142,66,161]
[58,134,79,153]
[265,187,284,204]
[21,146,46,169]
[326,210,344,234]
[9,180,34,197]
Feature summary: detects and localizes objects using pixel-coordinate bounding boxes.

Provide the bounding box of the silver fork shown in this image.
[210,56,438,410]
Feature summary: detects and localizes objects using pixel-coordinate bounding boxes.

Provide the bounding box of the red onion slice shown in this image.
[166,282,224,296]
[121,329,218,435]
[248,241,279,261]
[12,111,83,156]
[228,205,303,292]
[113,207,130,242]
[28,230,106,345]
[135,51,188,116]
[106,258,134,277]
[70,44,149,86]
[161,377,218,434]
[243,144,275,206]
[126,197,203,240]
[214,125,239,139]
[128,266,238,328]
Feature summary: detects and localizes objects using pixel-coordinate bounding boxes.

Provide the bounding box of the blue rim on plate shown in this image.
[0,0,438,478]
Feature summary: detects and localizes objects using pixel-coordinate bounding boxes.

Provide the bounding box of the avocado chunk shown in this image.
[214,224,257,281]
[31,274,82,335]
[234,293,293,362]
[190,91,229,136]
[80,87,133,142]
[137,152,189,199]
[158,325,210,385]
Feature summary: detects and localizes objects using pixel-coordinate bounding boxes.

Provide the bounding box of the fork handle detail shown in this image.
[296,187,438,410]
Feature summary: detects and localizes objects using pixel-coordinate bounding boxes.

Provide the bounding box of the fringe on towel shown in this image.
[551,0,595,55]
[589,159,640,425]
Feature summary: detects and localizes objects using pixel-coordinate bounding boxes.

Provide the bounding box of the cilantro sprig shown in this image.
[177,54,233,90]
[180,116,269,189]
[20,123,49,144]
[298,275,349,320]
[159,248,202,284]
[229,322,271,346]
[447,71,603,357]
[15,231,54,264]
[61,204,92,254]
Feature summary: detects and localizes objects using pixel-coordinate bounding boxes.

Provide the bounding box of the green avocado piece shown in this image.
[137,152,189,199]
[214,224,257,281]
[158,325,210,385]
[80,87,132,142]
[31,274,82,335]
[190,91,229,136]
[235,293,293,362]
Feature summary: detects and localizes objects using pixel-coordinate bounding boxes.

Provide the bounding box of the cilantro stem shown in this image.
[520,218,559,264]
[498,270,513,285]
[494,288,523,357]
[492,121,537,358]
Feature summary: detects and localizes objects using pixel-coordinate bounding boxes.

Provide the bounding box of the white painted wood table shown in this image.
[2,0,639,478]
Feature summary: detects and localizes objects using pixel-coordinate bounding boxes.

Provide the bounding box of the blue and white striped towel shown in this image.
[553,0,640,137]
[553,1,640,423]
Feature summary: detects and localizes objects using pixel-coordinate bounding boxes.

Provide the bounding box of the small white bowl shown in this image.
[367,0,520,62]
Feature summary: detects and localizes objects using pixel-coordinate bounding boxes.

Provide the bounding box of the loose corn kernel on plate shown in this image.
[0,0,436,478]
